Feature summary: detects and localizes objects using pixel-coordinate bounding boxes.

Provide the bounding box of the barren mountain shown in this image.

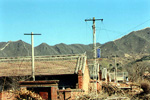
[0,27,150,58]
[101,27,150,57]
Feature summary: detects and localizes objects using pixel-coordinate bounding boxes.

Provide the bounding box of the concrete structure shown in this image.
[0,53,90,100]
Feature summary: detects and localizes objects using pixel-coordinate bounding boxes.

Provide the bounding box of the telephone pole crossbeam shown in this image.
[24,33,41,35]
[85,19,103,22]
[24,32,41,81]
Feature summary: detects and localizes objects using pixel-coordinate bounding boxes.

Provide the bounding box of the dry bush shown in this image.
[124,54,150,82]
[140,80,150,94]
[0,76,31,92]
[131,80,150,100]
[125,61,148,82]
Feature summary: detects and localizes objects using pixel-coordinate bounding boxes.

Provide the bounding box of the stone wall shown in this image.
[58,88,85,100]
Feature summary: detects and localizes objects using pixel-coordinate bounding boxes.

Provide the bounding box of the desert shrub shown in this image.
[141,81,150,94]
[125,61,148,82]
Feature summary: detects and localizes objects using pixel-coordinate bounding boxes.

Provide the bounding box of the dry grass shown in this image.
[76,92,130,100]
[0,60,77,77]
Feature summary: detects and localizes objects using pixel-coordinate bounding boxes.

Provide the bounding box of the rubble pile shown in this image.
[102,82,125,96]
[15,88,43,100]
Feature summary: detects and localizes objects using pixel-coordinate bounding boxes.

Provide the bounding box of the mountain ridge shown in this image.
[0,27,150,58]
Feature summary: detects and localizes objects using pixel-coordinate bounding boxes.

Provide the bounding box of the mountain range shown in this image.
[100,27,150,58]
[0,27,150,58]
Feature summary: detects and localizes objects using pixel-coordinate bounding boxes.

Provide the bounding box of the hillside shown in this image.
[0,27,150,58]
[0,40,31,57]
[101,27,150,57]
[0,40,101,58]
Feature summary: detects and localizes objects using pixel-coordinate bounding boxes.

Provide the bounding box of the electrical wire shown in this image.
[114,18,150,39]
[85,21,93,43]
[96,18,150,43]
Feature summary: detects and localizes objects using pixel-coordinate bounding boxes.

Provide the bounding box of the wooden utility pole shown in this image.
[85,17,103,78]
[24,32,41,81]
[85,17,103,95]
[115,55,117,83]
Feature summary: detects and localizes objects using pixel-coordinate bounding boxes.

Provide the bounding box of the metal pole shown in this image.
[31,32,35,81]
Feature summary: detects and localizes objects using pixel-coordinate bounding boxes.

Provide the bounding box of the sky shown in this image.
[0,0,150,46]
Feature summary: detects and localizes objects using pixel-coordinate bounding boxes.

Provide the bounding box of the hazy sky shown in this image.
[0,0,150,46]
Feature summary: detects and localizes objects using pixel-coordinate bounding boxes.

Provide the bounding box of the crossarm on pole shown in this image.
[24,33,41,35]
[85,19,103,22]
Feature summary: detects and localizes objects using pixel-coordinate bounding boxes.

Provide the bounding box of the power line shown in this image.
[96,18,150,43]
[115,18,150,39]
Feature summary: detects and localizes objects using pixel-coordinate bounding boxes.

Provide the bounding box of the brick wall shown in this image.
[0,92,2,100]
[78,70,83,89]
[89,81,102,93]
[58,89,85,100]
[97,82,102,93]
[0,91,16,100]
[65,88,71,100]
[58,91,64,100]
[71,89,85,99]
[82,63,90,93]
[58,89,71,100]
[51,87,58,100]
[39,92,48,100]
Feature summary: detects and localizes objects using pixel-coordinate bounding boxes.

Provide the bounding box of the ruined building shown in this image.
[0,53,90,100]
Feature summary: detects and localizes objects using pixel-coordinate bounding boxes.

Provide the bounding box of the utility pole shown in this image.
[85,17,103,95]
[115,55,117,83]
[24,32,41,81]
